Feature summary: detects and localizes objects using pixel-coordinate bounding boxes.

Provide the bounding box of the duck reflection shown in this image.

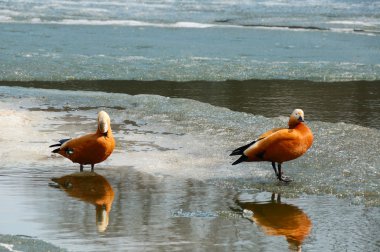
[51,171,115,232]
[236,193,312,251]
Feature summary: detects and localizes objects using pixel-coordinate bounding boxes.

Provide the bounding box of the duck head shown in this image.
[288,109,305,128]
[97,111,111,135]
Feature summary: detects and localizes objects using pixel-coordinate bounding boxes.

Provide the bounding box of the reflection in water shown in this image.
[51,171,115,232]
[237,193,312,251]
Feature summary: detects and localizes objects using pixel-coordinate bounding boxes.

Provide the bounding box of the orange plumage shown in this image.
[231,109,313,182]
[50,111,115,171]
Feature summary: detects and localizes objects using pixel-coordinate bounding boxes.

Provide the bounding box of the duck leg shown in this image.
[80,164,84,172]
[278,163,292,182]
[91,164,94,172]
[272,162,279,178]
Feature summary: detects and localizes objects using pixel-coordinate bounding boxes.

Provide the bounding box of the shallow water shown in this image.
[0,86,379,251]
[1,166,379,252]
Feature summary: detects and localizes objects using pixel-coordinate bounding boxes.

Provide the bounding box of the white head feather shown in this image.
[98,111,110,134]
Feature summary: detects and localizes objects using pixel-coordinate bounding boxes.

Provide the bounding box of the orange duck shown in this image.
[231,109,313,182]
[50,111,115,172]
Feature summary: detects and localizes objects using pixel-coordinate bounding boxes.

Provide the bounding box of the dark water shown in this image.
[2,79,380,129]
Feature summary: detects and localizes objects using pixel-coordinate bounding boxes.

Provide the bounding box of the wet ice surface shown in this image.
[0,234,66,252]
[0,86,379,251]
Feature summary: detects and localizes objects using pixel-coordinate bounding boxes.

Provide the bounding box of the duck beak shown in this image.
[99,121,109,134]
[298,116,304,122]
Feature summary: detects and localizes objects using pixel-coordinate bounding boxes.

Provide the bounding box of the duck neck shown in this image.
[288,121,299,129]
[294,122,310,132]
[97,128,112,137]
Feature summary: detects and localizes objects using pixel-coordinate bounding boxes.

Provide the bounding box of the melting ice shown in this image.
[0,86,379,206]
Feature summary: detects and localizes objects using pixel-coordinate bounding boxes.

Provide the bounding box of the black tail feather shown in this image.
[52,148,61,153]
[58,138,71,144]
[232,155,249,165]
[49,143,61,148]
[49,138,71,152]
[230,140,256,156]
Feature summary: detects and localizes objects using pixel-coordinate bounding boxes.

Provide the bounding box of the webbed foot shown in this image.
[279,175,292,183]
[276,163,292,182]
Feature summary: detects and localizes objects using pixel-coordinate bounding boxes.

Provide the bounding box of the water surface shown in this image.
[2,79,380,128]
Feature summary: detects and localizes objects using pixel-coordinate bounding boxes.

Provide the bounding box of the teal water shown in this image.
[1,23,379,82]
[1,0,379,82]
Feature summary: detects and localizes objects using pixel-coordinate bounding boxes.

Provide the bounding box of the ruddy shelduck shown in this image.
[50,111,115,172]
[230,109,313,182]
